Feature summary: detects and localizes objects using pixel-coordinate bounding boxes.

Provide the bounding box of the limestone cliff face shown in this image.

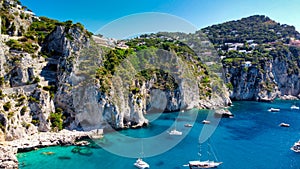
[224,51,300,101]
[0,0,232,141]
[272,56,300,96]
[0,38,55,140]
[46,31,231,130]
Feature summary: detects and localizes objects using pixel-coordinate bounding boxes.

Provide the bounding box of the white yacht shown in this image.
[279,122,290,127]
[168,129,183,135]
[134,158,150,169]
[184,123,193,127]
[291,105,300,110]
[188,160,222,169]
[168,120,182,135]
[202,120,211,124]
[268,108,280,112]
[291,141,300,153]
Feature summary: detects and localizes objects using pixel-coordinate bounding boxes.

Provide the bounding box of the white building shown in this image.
[244,61,252,67]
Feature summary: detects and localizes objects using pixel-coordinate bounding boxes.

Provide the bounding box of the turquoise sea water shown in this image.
[18,101,300,169]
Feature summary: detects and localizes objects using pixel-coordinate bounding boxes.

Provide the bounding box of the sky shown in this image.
[20,0,300,34]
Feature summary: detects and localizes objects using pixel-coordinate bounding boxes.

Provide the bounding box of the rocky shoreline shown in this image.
[0,129,103,169]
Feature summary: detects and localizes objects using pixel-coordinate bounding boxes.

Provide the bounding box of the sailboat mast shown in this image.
[198,144,202,160]
[141,139,144,158]
[208,139,219,162]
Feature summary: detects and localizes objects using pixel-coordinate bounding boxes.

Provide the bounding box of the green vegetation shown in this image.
[28,96,39,103]
[226,83,233,90]
[49,108,64,131]
[0,77,5,86]
[3,102,12,111]
[222,57,245,66]
[7,112,14,119]
[20,106,27,116]
[0,122,5,132]
[202,15,299,44]
[26,17,64,44]
[31,119,40,126]
[16,95,26,107]
[0,89,3,100]
[6,39,39,54]
[93,34,221,103]
[21,121,31,129]
[26,17,92,45]
[94,34,217,101]
[43,85,57,99]
[33,76,40,83]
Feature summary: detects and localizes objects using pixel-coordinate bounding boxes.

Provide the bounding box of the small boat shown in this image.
[169,119,182,135]
[291,141,300,153]
[214,109,234,118]
[168,129,183,136]
[291,105,300,110]
[185,123,193,127]
[202,120,211,124]
[134,158,150,169]
[268,108,280,112]
[279,123,290,127]
[188,160,222,169]
[41,152,55,155]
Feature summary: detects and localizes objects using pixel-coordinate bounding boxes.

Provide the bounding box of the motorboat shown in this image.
[168,129,182,136]
[169,119,182,135]
[134,158,150,169]
[291,105,300,110]
[184,123,193,127]
[268,108,280,112]
[188,160,222,169]
[291,141,300,153]
[279,123,290,127]
[202,120,211,124]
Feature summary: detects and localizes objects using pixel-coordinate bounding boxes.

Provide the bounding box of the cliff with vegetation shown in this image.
[5,0,300,167]
[0,0,231,155]
[202,15,300,101]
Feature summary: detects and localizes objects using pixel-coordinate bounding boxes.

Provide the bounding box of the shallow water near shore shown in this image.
[17,101,300,169]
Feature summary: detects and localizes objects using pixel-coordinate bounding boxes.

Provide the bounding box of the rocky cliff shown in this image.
[202,15,300,101]
[0,0,231,144]
[223,49,300,101]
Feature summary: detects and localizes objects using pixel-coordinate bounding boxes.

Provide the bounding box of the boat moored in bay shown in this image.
[268,108,280,112]
[291,141,300,153]
[188,160,222,169]
[279,123,290,127]
[134,158,150,169]
[291,105,300,110]
[202,120,211,124]
[184,123,193,127]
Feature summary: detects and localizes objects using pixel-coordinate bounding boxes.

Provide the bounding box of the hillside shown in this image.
[202,15,300,44]
[201,15,300,101]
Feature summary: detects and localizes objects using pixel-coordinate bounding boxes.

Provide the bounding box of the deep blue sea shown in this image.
[17,101,300,169]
